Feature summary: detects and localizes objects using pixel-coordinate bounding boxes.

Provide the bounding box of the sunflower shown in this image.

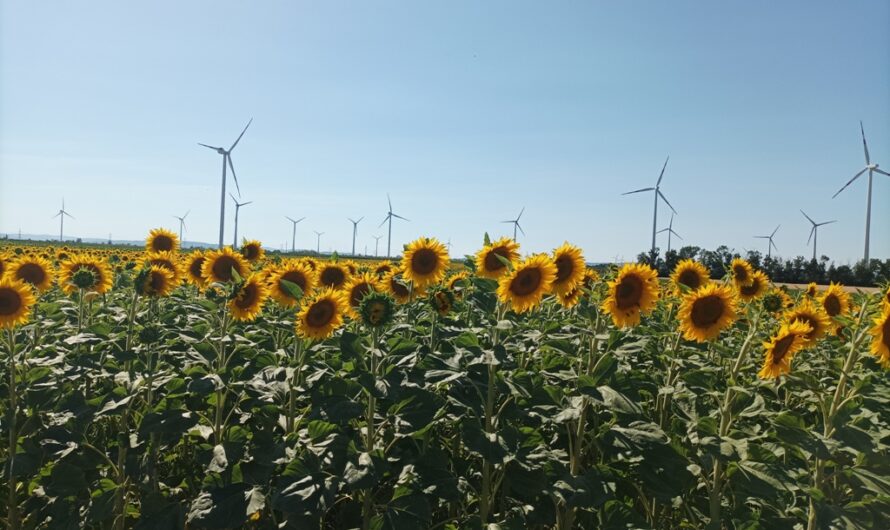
[805,282,818,298]
[359,291,395,328]
[0,278,37,328]
[429,286,455,316]
[730,258,754,287]
[677,283,738,342]
[344,261,358,275]
[402,237,450,288]
[551,243,586,296]
[870,305,890,367]
[782,299,831,346]
[447,271,470,291]
[201,247,249,284]
[296,288,347,340]
[185,252,208,287]
[146,251,183,283]
[556,285,584,309]
[383,270,413,304]
[758,320,812,379]
[60,255,114,294]
[819,283,850,319]
[583,269,601,288]
[497,254,557,313]
[6,255,54,292]
[343,273,380,318]
[136,265,176,298]
[146,227,179,254]
[240,240,265,263]
[738,270,769,302]
[318,263,350,290]
[229,274,268,322]
[268,260,316,308]
[0,253,8,278]
[671,259,710,292]
[374,261,394,278]
[601,263,659,327]
[475,237,520,280]
[762,288,793,314]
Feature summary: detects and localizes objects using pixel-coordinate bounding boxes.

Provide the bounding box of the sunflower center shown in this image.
[484,247,509,272]
[823,295,841,317]
[350,283,372,307]
[732,265,749,282]
[149,271,167,293]
[554,255,574,283]
[190,257,206,278]
[411,248,438,275]
[235,283,258,309]
[616,276,643,309]
[369,302,386,325]
[677,270,701,290]
[212,256,240,282]
[243,245,259,260]
[740,278,761,297]
[510,268,542,297]
[772,334,795,364]
[280,271,307,292]
[320,267,346,288]
[691,295,724,328]
[152,235,174,252]
[17,263,46,286]
[390,278,409,297]
[306,299,335,328]
[0,288,22,316]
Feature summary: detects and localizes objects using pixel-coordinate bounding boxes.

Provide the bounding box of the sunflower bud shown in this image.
[71,268,97,290]
[359,292,395,328]
[138,324,162,344]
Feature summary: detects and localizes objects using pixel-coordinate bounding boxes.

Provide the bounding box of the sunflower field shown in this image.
[1,230,889,530]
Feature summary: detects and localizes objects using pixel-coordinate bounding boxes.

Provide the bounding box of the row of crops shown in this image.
[1,229,889,529]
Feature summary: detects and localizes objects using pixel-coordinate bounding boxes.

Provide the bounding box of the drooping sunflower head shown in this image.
[343,273,380,318]
[146,228,179,254]
[805,282,818,298]
[7,255,54,292]
[145,251,182,283]
[762,289,792,313]
[819,283,850,319]
[677,283,738,342]
[869,304,890,368]
[185,252,208,288]
[382,270,413,304]
[135,265,176,298]
[229,274,268,322]
[730,258,754,287]
[447,271,470,293]
[496,254,557,314]
[737,270,769,302]
[556,285,584,309]
[60,255,114,294]
[475,237,520,280]
[268,260,315,308]
[201,247,248,284]
[359,291,396,328]
[295,287,347,340]
[758,320,812,379]
[551,242,586,296]
[240,240,265,263]
[402,237,450,288]
[374,261,394,278]
[783,299,831,346]
[0,278,37,329]
[671,259,710,292]
[428,286,455,316]
[601,263,660,328]
[344,261,358,275]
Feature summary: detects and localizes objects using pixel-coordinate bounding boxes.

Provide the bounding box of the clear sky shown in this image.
[1,1,888,263]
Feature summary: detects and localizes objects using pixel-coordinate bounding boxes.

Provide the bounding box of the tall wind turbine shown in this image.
[52,199,74,242]
[800,210,836,262]
[373,235,383,257]
[230,194,252,248]
[622,156,677,257]
[501,207,526,241]
[198,118,253,249]
[348,217,364,255]
[754,225,780,259]
[378,194,408,258]
[656,212,682,253]
[173,210,190,244]
[314,231,324,255]
[831,121,889,262]
[285,216,305,253]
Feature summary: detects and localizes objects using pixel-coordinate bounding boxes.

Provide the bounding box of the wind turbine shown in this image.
[173,210,190,244]
[378,194,408,258]
[800,210,836,262]
[373,235,383,257]
[831,121,889,262]
[622,156,677,258]
[754,225,780,259]
[285,216,305,253]
[52,198,74,242]
[348,217,364,255]
[230,194,252,248]
[198,118,253,249]
[656,212,682,253]
[501,207,526,241]
[314,231,324,255]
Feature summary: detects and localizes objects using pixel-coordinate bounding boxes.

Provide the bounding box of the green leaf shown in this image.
[279,279,303,300]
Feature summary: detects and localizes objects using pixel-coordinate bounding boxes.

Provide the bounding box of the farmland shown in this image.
[1,231,889,530]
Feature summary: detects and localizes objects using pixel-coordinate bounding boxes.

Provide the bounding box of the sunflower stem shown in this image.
[361,327,380,530]
[6,327,20,530]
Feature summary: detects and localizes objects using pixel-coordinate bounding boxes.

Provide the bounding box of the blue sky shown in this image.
[1,1,888,263]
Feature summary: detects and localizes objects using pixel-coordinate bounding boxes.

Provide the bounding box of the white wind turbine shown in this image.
[800,210,836,262]
[348,217,364,256]
[831,121,889,262]
[501,207,526,241]
[623,156,677,258]
[754,225,780,259]
[285,216,305,253]
[198,118,252,249]
[173,210,190,244]
[378,194,408,258]
[230,194,252,249]
[656,212,682,253]
[372,235,383,257]
[52,198,74,242]
[314,231,324,255]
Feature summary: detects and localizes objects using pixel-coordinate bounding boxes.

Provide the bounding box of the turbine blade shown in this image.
[860,121,870,165]
[807,226,815,245]
[296,217,305,223]
[656,156,669,186]
[517,206,525,220]
[379,215,390,228]
[357,216,364,224]
[671,230,683,240]
[874,168,890,177]
[229,192,238,203]
[227,155,242,197]
[656,228,669,234]
[242,201,253,206]
[392,213,409,221]
[754,236,769,239]
[818,220,837,226]
[771,240,778,252]
[229,118,253,151]
[198,143,222,150]
[387,193,392,211]
[800,209,816,224]
[184,210,190,220]
[64,212,75,219]
[622,187,655,195]
[286,216,295,223]
[517,222,525,236]
[832,168,867,198]
[657,189,677,214]
[771,225,780,237]
[53,212,61,218]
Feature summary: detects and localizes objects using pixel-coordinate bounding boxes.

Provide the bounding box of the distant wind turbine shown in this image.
[622,156,677,258]
[501,207,526,240]
[800,210,836,262]
[656,212,682,253]
[230,194,252,248]
[348,217,364,255]
[378,194,408,258]
[831,121,888,262]
[198,118,253,249]
[754,225,780,259]
[372,235,383,257]
[52,198,74,242]
[285,216,305,253]
[173,210,190,244]
[314,231,324,255]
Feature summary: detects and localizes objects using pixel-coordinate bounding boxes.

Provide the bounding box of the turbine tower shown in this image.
[656,212,682,253]
[198,118,252,249]
[285,216,305,253]
[230,194,252,248]
[348,217,364,255]
[314,231,324,255]
[378,194,408,258]
[800,210,836,262]
[173,210,190,244]
[622,156,677,258]
[501,207,526,241]
[754,225,780,259]
[52,198,74,242]
[373,235,383,257]
[831,121,889,262]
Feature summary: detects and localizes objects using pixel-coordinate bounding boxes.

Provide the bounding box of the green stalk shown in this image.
[6,328,19,530]
[361,327,380,530]
[480,303,507,524]
[286,336,303,434]
[214,302,230,444]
